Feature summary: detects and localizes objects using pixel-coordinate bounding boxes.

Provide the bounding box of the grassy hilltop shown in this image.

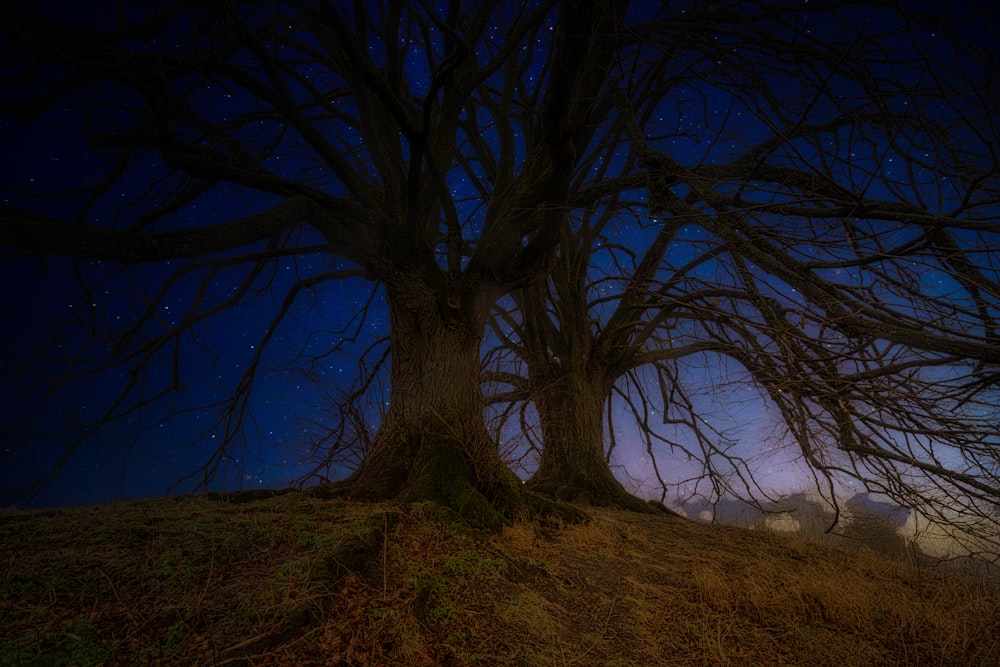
[2,491,998,666]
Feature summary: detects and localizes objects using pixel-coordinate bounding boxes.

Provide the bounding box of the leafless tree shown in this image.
[2,1,998,542]
[0,0,637,523]
[483,1,1000,546]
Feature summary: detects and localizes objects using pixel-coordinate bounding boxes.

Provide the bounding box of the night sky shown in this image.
[1,0,996,520]
[0,4,390,504]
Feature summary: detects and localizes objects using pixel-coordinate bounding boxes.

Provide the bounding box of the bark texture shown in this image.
[339,287,579,527]
[528,367,663,514]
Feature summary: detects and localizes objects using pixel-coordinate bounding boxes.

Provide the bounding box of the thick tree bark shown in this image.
[338,285,550,527]
[528,367,660,513]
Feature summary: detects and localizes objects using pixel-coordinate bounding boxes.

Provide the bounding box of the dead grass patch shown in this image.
[1,497,997,665]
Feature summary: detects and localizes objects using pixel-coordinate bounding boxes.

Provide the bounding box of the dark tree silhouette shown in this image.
[0,0,632,523]
[484,1,1000,547]
[2,1,998,549]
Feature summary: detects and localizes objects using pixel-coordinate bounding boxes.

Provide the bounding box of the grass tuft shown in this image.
[1,497,997,665]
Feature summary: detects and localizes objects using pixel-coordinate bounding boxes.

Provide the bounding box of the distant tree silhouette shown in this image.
[838,493,910,560]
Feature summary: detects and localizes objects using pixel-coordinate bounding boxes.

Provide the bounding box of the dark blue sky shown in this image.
[0,247,384,505]
[1,0,997,518]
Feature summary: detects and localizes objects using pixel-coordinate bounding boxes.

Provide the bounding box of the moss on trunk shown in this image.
[331,288,583,527]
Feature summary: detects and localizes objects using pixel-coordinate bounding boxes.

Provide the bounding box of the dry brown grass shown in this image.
[2,493,998,666]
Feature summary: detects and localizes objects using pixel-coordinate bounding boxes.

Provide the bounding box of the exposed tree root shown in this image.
[316,440,589,529]
[218,509,400,665]
[527,472,681,517]
[214,475,587,663]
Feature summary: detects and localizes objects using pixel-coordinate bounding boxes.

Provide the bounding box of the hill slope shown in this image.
[2,491,997,665]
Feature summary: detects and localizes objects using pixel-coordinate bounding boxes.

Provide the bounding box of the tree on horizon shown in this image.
[2,1,999,545]
[1,0,640,524]
[481,0,1000,549]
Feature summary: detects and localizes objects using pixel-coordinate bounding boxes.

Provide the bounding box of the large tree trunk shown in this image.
[339,286,542,527]
[528,368,660,513]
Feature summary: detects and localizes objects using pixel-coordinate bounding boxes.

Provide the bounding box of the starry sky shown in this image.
[1,0,997,514]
